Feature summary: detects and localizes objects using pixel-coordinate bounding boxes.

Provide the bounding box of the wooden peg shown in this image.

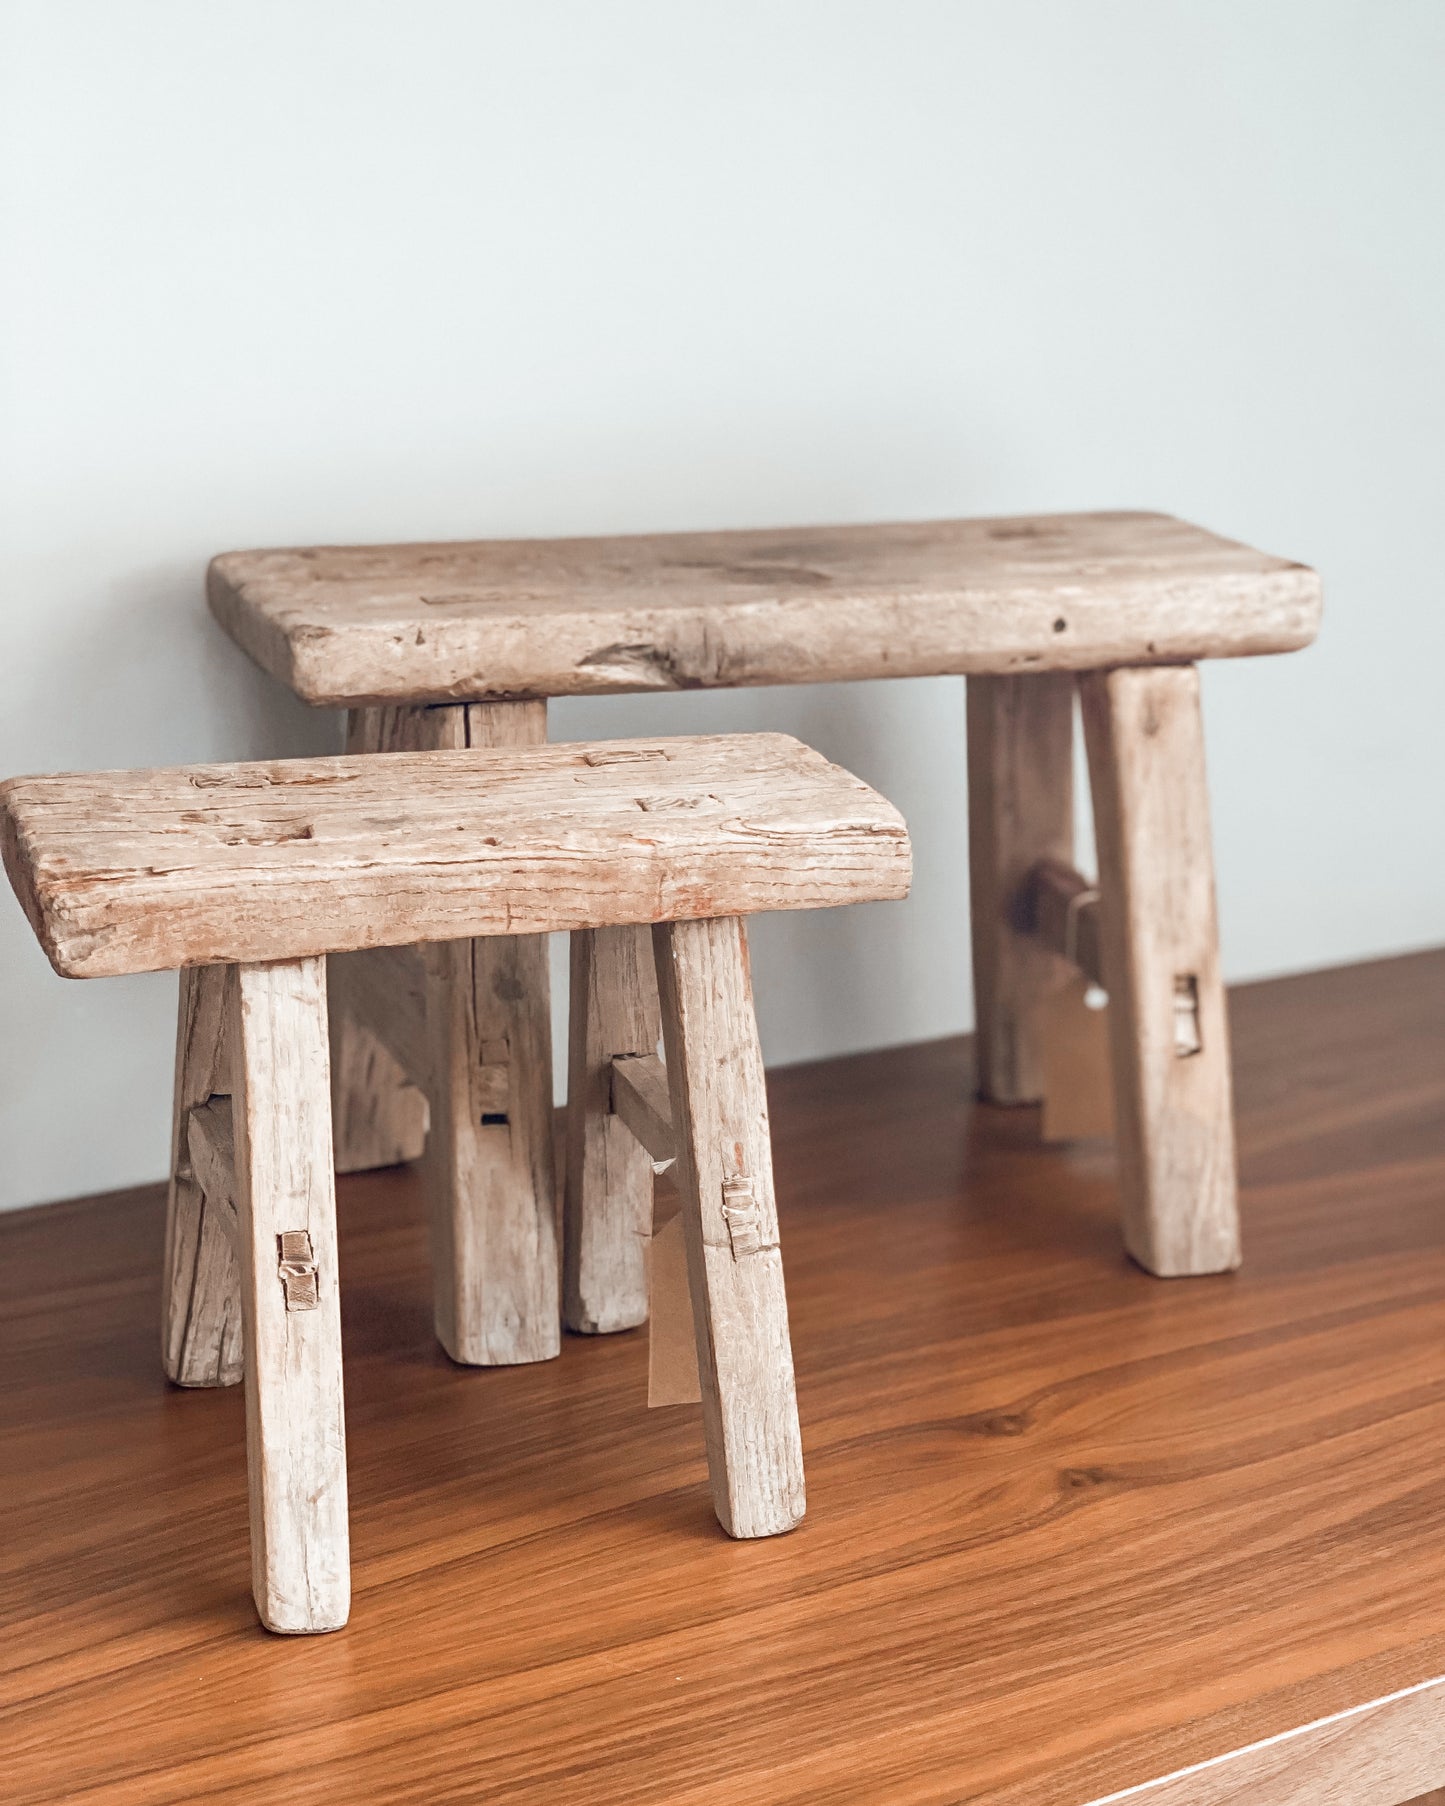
[720,1175,773,1260]
[276,1232,320,1311]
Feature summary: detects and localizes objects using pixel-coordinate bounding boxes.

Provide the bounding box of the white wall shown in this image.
[2,1,1442,1211]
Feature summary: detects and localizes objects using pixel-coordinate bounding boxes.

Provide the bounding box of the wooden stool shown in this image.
[0,733,910,1631]
[210,511,1321,1309]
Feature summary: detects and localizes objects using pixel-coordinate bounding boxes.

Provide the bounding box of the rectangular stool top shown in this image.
[208,511,1322,707]
[0,734,910,979]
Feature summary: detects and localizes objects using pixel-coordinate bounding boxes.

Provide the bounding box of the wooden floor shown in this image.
[3,950,1444,1805]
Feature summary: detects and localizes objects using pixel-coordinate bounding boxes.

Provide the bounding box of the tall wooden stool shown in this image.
[0,733,909,1630]
[209,511,1321,1315]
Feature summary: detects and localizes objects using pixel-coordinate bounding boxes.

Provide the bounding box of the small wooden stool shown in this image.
[1,733,910,1631]
[210,512,1321,1303]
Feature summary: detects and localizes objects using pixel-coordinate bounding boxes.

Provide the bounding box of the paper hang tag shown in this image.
[648,1180,702,1408]
[1036,973,1115,1143]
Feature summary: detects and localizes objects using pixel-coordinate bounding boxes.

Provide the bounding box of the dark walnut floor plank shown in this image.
[0,950,1442,1805]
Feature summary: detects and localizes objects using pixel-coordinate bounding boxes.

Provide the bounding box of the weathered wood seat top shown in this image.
[208,511,1322,707]
[0,734,910,979]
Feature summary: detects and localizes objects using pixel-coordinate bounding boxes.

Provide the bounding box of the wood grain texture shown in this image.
[1081,665,1240,1277]
[0,733,912,978]
[185,1098,238,1234]
[3,949,1443,1802]
[206,512,1322,706]
[328,944,430,1093]
[229,956,349,1633]
[563,926,660,1335]
[653,915,805,1539]
[968,671,1077,1101]
[328,711,430,1173]
[162,963,242,1387]
[424,929,558,1366]
[400,701,560,1368]
[1022,857,1104,989]
[610,1052,675,1166]
[327,1009,429,1175]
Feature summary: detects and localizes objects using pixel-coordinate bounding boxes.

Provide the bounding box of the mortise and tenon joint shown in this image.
[721,1175,773,1260]
[276,1231,319,1310]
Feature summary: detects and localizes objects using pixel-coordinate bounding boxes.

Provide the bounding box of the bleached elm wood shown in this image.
[189,1099,337,1312]
[337,709,430,1136]
[328,944,430,1088]
[185,1097,237,1236]
[1021,856,1104,989]
[653,914,804,1539]
[563,926,660,1335]
[327,939,429,1173]
[967,672,1077,1102]
[0,734,911,978]
[162,963,243,1387]
[328,1011,429,1174]
[425,924,559,1365]
[207,512,1323,707]
[191,1100,330,1320]
[402,699,560,1367]
[1080,664,1240,1277]
[230,955,349,1634]
[610,1052,675,1166]
[327,708,433,1172]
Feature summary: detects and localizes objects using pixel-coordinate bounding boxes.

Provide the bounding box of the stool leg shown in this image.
[967,672,1076,1102]
[352,701,559,1366]
[1080,664,1240,1276]
[564,925,660,1333]
[330,710,430,1173]
[231,955,349,1634]
[163,964,242,1387]
[653,915,804,1539]
[426,924,558,1364]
